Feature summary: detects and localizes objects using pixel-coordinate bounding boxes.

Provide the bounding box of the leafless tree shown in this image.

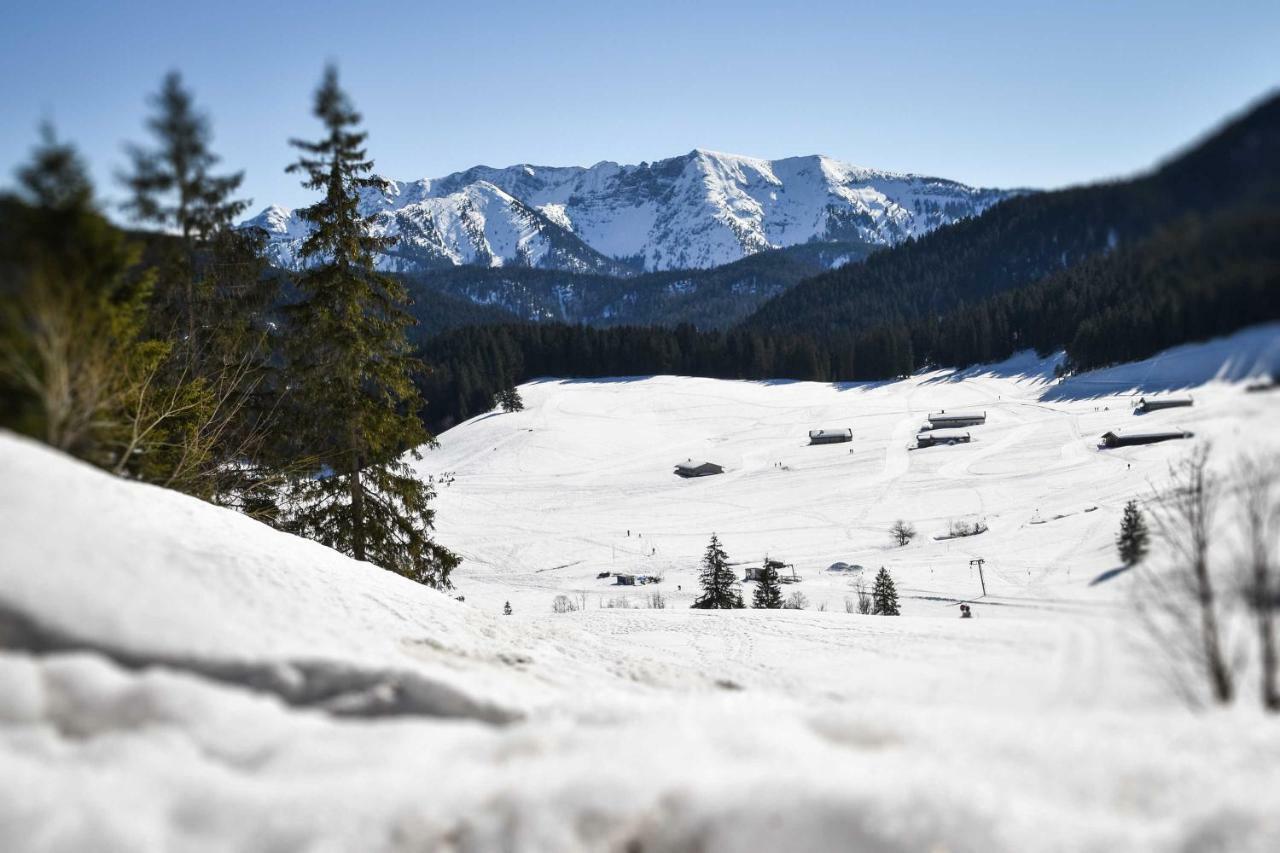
[854,579,874,615]
[1236,456,1279,711]
[783,591,809,610]
[1140,445,1235,705]
[0,284,126,460]
[890,519,917,547]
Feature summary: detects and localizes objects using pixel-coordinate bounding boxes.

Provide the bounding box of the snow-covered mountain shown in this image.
[244,150,1013,273]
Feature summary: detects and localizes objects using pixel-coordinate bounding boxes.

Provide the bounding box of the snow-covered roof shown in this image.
[675,459,721,470]
[921,428,971,440]
[927,410,985,421]
[1102,428,1192,440]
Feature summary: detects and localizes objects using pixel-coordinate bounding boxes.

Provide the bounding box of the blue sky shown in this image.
[2,0,1277,216]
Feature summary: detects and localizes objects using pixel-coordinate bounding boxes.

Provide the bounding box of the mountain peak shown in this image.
[246,150,1013,273]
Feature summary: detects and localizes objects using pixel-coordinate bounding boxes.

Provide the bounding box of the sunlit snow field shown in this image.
[3,325,1280,851]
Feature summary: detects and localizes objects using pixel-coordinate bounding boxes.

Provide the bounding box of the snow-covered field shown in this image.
[4,325,1280,851]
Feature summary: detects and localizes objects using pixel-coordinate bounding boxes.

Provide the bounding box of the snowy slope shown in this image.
[244,181,629,276]
[247,150,1012,273]
[419,325,1280,623]
[4,325,1280,851]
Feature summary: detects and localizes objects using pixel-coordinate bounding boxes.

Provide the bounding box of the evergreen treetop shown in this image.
[122,71,249,243]
[693,533,744,609]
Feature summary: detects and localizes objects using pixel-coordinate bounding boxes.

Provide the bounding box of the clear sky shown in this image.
[2,0,1277,216]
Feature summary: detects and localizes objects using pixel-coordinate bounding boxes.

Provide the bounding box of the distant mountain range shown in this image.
[243,150,1012,275]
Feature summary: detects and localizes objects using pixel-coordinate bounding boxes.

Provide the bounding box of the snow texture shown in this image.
[4,324,1280,851]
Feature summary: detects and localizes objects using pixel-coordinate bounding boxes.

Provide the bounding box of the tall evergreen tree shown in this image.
[872,566,900,615]
[751,557,784,609]
[120,71,252,356]
[120,72,282,510]
[692,533,743,609]
[1116,499,1150,568]
[282,66,456,588]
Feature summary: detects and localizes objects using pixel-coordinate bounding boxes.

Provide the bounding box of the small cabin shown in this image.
[809,427,853,445]
[916,429,971,449]
[926,410,986,429]
[674,459,724,478]
[614,573,637,586]
[1100,428,1193,448]
[1135,396,1193,414]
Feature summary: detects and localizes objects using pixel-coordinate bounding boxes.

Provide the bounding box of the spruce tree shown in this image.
[120,72,281,510]
[496,385,524,413]
[872,566,900,615]
[503,601,512,616]
[1116,499,1150,568]
[752,557,784,609]
[121,71,252,358]
[282,66,457,588]
[692,533,743,609]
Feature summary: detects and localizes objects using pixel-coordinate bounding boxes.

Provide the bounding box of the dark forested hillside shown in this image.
[406,240,873,330]
[742,92,1280,339]
[908,208,1280,372]
[417,324,844,431]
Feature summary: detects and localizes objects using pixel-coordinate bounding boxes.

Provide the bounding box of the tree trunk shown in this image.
[1196,564,1234,703]
[1260,594,1278,711]
[350,451,366,562]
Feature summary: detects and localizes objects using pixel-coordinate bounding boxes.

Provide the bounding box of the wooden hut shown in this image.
[916,429,972,448]
[808,428,853,445]
[926,410,986,429]
[1135,396,1193,414]
[674,459,724,478]
[1099,428,1193,448]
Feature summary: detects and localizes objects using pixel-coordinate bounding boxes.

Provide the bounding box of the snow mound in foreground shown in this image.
[0,432,554,723]
[4,362,1280,853]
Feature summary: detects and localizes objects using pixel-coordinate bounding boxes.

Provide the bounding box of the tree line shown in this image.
[0,68,456,587]
[408,96,1280,431]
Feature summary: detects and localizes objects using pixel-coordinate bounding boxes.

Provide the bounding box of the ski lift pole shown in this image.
[970,558,986,597]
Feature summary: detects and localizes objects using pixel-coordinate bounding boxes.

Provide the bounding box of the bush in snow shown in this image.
[552,594,579,614]
[855,579,874,614]
[948,519,988,538]
[783,591,809,610]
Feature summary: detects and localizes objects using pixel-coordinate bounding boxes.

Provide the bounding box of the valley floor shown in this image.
[3,325,1280,851]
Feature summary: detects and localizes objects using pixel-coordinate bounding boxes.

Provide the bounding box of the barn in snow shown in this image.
[674,459,724,478]
[1135,396,1194,414]
[1099,428,1193,448]
[809,427,852,445]
[916,429,971,449]
[925,410,987,429]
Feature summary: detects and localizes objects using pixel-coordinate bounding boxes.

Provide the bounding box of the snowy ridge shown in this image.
[246,149,1012,273]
